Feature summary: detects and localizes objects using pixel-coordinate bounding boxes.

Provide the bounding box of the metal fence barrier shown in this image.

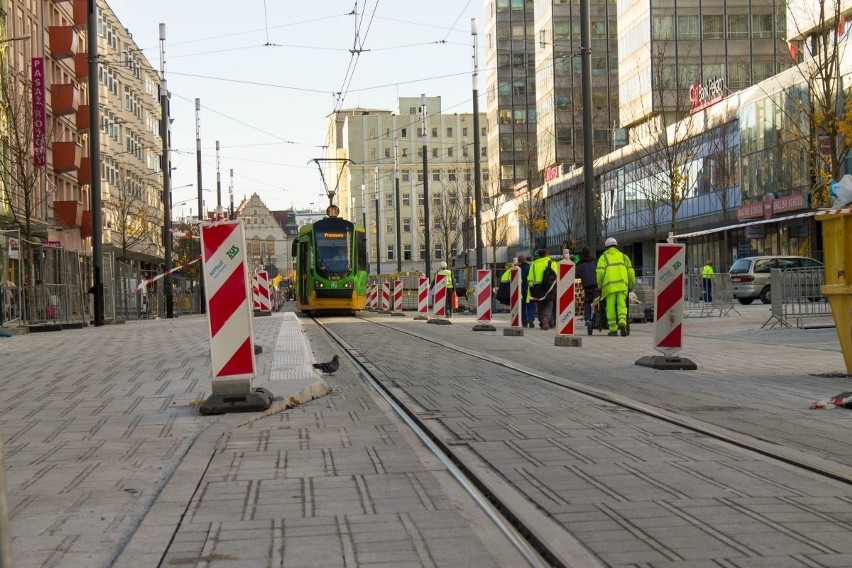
[762,267,832,329]
[21,283,86,326]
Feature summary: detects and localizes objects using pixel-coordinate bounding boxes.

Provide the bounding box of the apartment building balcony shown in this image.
[54,201,82,229]
[51,84,78,116]
[49,26,77,60]
[76,104,89,132]
[72,0,87,29]
[78,157,91,185]
[75,53,88,79]
[81,210,92,238]
[52,141,81,173]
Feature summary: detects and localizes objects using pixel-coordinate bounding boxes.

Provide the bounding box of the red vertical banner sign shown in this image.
[200,220,256,392]
[31,57,46,168]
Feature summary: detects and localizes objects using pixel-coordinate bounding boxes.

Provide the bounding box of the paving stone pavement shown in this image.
[2,303,851,567]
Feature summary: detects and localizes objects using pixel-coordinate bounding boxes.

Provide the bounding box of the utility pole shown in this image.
[421,93,431,280]
[216,141,222,218]
[394,138,402,272]
[159,23,173,318]
[229,168,235,220]
[471,18,484,270]
[580,0,596,256]
[195,98,205,313]
[361,183,369,274]
[87,0,104,326]
[374,166,381,274]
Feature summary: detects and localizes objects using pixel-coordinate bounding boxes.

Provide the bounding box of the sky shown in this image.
[107,0,484,219]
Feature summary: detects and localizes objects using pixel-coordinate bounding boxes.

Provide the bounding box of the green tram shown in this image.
[291,206,367,314]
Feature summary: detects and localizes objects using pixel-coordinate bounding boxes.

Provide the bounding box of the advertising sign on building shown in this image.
[31,57,46,168]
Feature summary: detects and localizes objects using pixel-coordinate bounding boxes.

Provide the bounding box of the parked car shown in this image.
[729,255,823,305]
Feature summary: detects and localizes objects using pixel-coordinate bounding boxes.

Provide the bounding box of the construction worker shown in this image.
[437,261,455,317]
[596,237,635,336]
[702,259,714,302]
[528,249,557,330]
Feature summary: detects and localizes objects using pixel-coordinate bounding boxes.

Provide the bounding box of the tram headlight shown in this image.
[343,281,353,288]
[314,280,324,288]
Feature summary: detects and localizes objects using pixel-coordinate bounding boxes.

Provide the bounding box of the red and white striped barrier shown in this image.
[417,276,429,317]
[475,269,492,323]
[370,280,379,310]
[381,280,391,312]
[393,279,403,313]
[366,282,375,310]
[252,270,272,313]
[433,272,448,318]
[509,266,521,327]
[133,256,201,292]
[556,259,576,335]
[200,220,256,387]
[654,243,686,355]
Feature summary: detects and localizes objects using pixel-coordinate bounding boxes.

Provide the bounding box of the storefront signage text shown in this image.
[689,77,725,113]
[31,57,46,168]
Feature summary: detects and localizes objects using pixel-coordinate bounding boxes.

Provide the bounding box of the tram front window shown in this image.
[316,240,350,277]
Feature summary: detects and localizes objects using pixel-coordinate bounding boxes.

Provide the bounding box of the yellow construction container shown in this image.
[817,209,852,374]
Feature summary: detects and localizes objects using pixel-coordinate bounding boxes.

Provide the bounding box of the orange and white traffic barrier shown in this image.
[381,280,391,312]
[654,243,685,354]
[200,220,256,388]
[475,268,492,323]
[509,266,522,327]
[417,276,429,317]
[371,280,380,310]
[393,279,403,313]
[556,259,576,335]
[433,272,448,318]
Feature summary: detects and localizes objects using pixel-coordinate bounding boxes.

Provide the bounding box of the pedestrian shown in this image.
[437,261,455,317]
[517,255,535,328]
[596,237,635,336]
[702,259,714,302]
[575,247,598,326]
[495,262,513,306]
[528,249,557,330]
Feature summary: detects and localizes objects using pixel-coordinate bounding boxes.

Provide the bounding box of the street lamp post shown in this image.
[374,168,381,275]
[421,94,431,280]
[158,23,173,318]
[471,19,484,271]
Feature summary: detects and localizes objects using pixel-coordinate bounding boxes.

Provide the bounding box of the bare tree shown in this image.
[783,0,852,206]
[630,44,702,236]
[0,68,53,284]
[513,139,547,251]
[481,168,510,277]
[548,183,585,250]
[432,175,467,266]
[702,119,739,267]
[107,167,163,263]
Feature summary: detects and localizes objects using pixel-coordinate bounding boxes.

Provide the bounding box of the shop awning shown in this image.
[673,211,816,239]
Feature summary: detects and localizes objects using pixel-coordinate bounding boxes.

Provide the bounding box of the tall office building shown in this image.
[618,0,792,136]
[484,0,538,193]
[534,0,620,175]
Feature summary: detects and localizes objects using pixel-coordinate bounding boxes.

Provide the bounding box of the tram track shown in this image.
[312,314,852,567]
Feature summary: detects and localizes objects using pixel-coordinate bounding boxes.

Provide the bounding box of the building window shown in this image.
[401,128,407,138]
[387,245,395,260]
[384,148,391,158]
[369,148,377,159]
[728,15,749,38]
[431,127,438,137]
[403,218,411,232]
[386,218,394,233]
[401,169,410,182]
[752,14,773,38]
[402,193,411,206]
[462,127,469,136]
[385,193,394,207]
[417,170,424,182]
[418,193,425,206]
[433,170,441,181]
[432,148,439,158]
[434,244,443,260]
[448,147,454,157]
[402,148,408,157]
[652,15,674,40]
[448,169,457,181]
[677,15,699,40]
[447,127,453,136]
[702,15,723,39]
[404,245,412,260]
[419,245,427,260]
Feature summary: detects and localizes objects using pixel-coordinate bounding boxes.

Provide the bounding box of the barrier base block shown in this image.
[555,336,582,347]
[414,314,429,320]
[635,355,697,370]
[253,310,273,317]
[199,387,274,416]
[503,327,523,336]
[427,318,452,325]
[474,323,497,332]
[391,312,405,317]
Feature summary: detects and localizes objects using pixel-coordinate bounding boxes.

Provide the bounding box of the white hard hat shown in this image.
[605,237,618,247]
[440,261,447,269]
